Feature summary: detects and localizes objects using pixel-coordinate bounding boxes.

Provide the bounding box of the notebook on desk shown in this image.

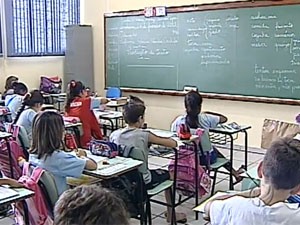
[0,186,19,200]
[193,191,234,213]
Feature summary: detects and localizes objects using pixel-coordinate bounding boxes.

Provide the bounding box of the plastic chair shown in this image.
[106,87,122,99]
[146,180,175,225]
[209,157,230,196]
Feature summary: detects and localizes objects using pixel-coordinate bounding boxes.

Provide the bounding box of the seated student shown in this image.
[65,80,109,148]
[29,111,97,195]
[204,137,300,225]
[13,90,44,143]
[110,102,187,223]
[3,75,18,98]
[5,82,28,120]
[171,91,243,181]
[54,185,129,225]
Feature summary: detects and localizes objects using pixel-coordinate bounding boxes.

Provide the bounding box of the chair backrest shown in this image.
[17,125,30,159]
[39,170,59,212]
[106,87,122,99]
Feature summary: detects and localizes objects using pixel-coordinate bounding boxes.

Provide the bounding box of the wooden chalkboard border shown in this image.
[121,88,300,105]
[104,0,300,105]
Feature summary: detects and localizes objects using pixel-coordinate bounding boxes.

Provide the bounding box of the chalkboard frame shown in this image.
[104,0,300,105]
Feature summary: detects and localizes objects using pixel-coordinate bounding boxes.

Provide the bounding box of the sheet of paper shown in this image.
[193,192,233,213]
[0,186,19,200]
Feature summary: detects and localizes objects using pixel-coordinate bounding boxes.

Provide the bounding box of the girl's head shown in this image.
[31,111,65,159]
[65,80,87,111]
[5,75,18,91]
[184,91,203,129]
[13,90,44,124]
[13,82,28,96]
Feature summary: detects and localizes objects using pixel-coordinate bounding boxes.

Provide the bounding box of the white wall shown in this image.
[1,0,299,148]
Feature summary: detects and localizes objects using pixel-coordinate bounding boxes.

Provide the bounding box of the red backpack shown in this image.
[15,162,53,225]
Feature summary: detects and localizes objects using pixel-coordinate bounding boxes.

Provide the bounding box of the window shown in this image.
[5,0,80,57]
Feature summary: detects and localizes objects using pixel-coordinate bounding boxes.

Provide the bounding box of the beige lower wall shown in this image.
[0,57,64,91]
[124,92,300,148]
[1,0,299,148]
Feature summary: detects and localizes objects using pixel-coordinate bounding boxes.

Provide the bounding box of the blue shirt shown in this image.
[16,108,37,143]
[5,94,23,120]
[29,151,87,195]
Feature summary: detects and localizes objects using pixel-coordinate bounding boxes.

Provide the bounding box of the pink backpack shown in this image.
[168,129,211,197]
[15,162,53,225]
[0,128,24,179]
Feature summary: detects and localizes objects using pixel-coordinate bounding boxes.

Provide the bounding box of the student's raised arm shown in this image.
[203,111,228,124]
[148,132,177,148]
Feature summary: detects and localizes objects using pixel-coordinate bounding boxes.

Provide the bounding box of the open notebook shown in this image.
[0,186,19,200]
[193,192,233,213]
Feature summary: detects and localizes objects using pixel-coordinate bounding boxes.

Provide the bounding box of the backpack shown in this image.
[89,140,120,158]
[0,135,24,179]
[168,129,211,197]
[107,169,146,219]
[15,162,53,225]
[40,76,62,94]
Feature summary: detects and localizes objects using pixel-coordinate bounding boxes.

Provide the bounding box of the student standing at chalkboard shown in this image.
[171,91,244,182]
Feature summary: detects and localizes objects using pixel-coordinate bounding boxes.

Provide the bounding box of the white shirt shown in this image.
[210,196,300,225]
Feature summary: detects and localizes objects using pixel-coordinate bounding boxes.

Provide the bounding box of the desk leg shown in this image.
[244,131,248,171]
[229,135,234,190]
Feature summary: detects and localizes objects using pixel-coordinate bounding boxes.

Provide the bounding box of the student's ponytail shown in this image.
[65,80,86,111]
[184,91,203,129]
[13,94,31,124]
[13,90,44,125]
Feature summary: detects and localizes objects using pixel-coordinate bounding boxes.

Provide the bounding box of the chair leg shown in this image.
[211,170,218,197]
[146,199,152,225]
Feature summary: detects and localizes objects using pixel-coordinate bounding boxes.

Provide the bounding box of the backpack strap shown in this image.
[22,162,30,176]
[30,167,44,183]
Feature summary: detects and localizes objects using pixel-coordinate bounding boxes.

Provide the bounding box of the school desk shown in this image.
[106,99,127,111]
[82,150,143,179]
[209,124,251,190]
[93,109,124,134]
[0,187,34,225]
[0,132,14,179]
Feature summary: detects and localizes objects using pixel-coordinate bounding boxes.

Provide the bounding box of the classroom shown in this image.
[1,0,300,225]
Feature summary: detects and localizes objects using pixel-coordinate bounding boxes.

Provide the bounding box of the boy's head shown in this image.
[128,95,144,105]
[54,185,129,225]
[123,103,145,127]
[259,137,300,194]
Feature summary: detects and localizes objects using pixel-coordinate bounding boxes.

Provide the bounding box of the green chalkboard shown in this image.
[105,1,300,100]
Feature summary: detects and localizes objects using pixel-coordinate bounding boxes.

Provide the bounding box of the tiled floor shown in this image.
[0,146,265,225]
